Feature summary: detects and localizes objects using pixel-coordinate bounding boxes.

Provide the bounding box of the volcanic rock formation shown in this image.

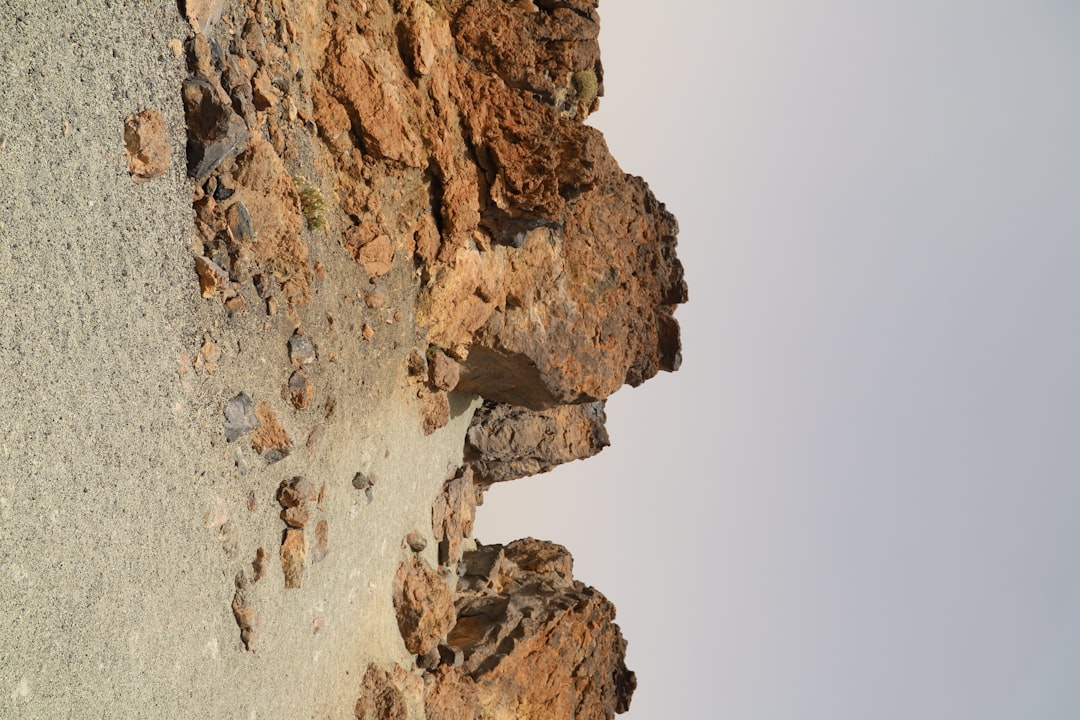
[177,0,684,716]
[384,538,636,720]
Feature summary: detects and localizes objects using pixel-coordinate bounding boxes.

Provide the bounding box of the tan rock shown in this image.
[183,0,225,34]
[196,332,221,374]
[405,531,427,553]
[393,555,455,656]
[251,67,281,109]
[311,520,329,564]
[428,349,460,391]
[231,576,259,652]
[431,466,478,568]
[321,32,426,167]
[251,547,268,582]
[124,109,169,183]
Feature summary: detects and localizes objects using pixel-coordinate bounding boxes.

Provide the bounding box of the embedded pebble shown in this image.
[352,471,374,491]
[223,392,259,442]
[405,532,427,553]
[311,520,329,564]
[288,332,317,365]
[280,505,311,529]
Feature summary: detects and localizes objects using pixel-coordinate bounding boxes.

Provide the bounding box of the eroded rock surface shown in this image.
[177,0,680,716]
[393,554,457,657]
[430,538,635,719]
[464,399,610,486]
[299,0,686,409]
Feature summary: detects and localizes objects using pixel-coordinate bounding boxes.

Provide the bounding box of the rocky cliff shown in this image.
[178,0,684,717]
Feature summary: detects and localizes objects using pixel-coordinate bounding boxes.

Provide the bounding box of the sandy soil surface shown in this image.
[0,2,476,716]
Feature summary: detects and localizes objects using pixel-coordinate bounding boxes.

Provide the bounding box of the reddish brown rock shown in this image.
[321,28,427,168]
[418,0,684,409]
[393,555,456,657]
[355,233,395,279]
[428,349,461,392]
[421,391,450,436]
[449,0,601,119]
[446,169,686,409]
[281,528,306,589]
[280,505,310,529]
[229,139,311,305]
[194,255,229,299]
[424,667,481,720]
[288,369,313,409]
[353,664,419,720]
[251,402,291,461]
[124,109,169,183]
[464,400,610,486]
[277,475,317,508]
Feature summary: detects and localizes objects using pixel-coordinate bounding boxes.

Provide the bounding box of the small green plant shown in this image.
[571,69,598,119]
[294,176,326,231]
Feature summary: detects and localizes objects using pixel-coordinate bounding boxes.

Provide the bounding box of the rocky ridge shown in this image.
[177,0,684,717]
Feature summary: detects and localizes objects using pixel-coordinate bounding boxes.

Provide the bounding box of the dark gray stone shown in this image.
[288,332,317,366]
[182,76,250,180]
[223,392,259,442]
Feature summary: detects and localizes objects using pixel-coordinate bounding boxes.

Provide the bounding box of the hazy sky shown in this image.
[476,2,1080,718]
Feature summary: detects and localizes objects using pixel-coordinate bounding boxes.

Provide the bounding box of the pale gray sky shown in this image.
[475,2,1080,718]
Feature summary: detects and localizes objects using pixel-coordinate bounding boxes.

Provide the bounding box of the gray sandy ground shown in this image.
[0,2,475,716]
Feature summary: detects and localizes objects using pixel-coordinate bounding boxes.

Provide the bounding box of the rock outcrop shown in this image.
[177,0,684,716]
[393,554,457,657]
[464,400,610,486]
[382,538,636,720]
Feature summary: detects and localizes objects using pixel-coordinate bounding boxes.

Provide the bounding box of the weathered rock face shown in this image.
[443,538,637,719]
[393,555,457,657]
[381,537,636,719]
[305,0,686,409]
[178,1,677,716]
[464,399,610,486]
[432,466,480,568]
[353,664,419,720]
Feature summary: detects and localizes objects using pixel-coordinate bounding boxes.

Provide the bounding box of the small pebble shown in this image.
[288,331,317,365]
[351,471,373,491]
[280,505,310,528]
[405,532,427,553]
[223,392,259,442]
